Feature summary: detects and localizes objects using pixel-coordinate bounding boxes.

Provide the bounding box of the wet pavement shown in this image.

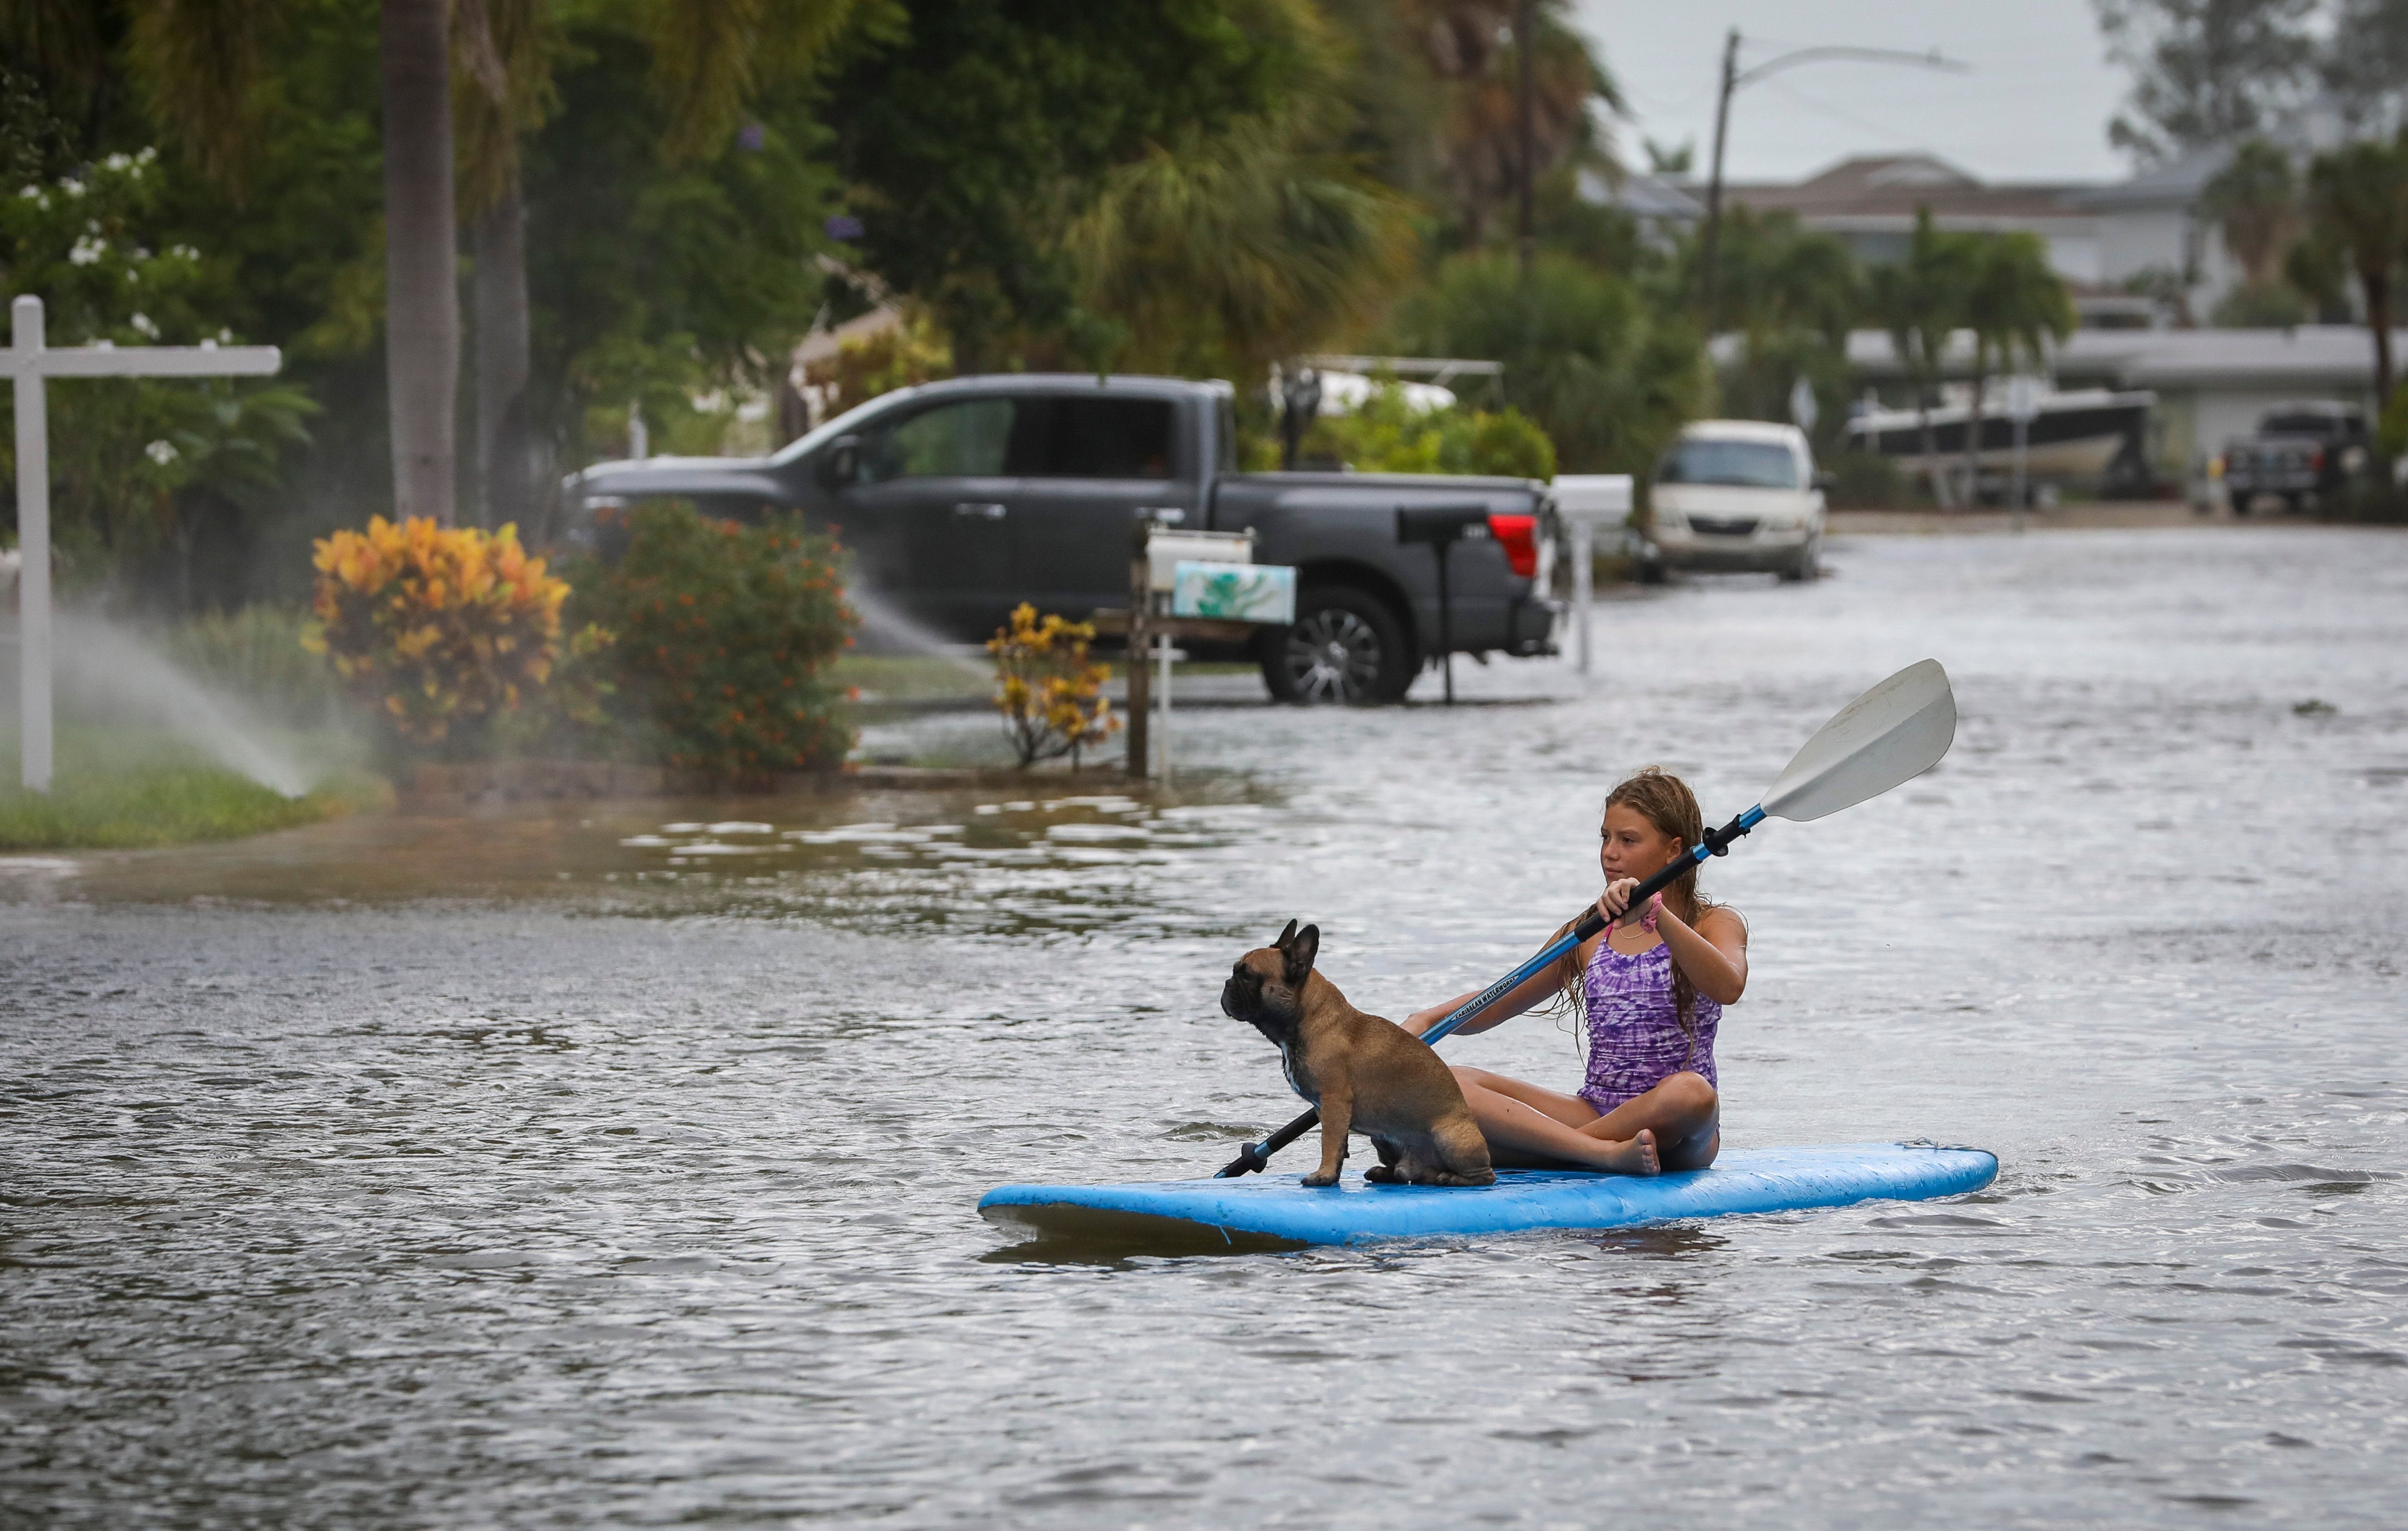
[4,525,2406,1526]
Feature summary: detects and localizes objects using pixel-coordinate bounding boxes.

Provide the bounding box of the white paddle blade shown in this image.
[1760,659,1956,822]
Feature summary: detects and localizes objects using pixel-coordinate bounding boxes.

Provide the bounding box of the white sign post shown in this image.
[1551,475,1633,676]
[8,294,280,791]
[2005,375,2043,536]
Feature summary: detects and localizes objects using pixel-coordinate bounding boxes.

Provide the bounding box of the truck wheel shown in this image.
[1262,586,1413,705]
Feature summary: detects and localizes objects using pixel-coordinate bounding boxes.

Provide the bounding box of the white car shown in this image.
[1647,420,1824,581]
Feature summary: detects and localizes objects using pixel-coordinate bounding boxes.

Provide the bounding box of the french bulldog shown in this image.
[1220,920,1495,1189]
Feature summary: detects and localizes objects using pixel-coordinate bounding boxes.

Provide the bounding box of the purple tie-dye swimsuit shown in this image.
[1578,912,1720,1115]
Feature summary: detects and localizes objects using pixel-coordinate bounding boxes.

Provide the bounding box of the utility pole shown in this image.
[1695,36,1967,325]
[1699,28,1740,325]
[1516,0,1537,282]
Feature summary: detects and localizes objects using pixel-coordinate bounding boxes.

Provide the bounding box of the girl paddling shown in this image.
[1404,767,1746,1176]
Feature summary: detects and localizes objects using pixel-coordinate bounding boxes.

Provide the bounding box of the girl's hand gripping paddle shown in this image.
[1215,659,1958,1178]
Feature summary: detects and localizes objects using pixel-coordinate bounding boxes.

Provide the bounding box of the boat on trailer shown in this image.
[1844,387,2154,484]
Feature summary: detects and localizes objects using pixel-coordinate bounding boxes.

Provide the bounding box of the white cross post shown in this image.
[9,294,280,791]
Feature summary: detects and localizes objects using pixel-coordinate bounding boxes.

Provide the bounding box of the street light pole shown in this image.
[1699,28,1740,326]
[1695,37,1968,322]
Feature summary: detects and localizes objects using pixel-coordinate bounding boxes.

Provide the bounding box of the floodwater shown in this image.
[5,526,2405,1526]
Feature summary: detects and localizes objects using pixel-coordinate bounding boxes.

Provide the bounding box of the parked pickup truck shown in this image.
[560,374,1556,703]
[2215,400,2371,515]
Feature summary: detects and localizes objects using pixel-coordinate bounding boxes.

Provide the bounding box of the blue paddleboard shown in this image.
[979,1141,1997,1248]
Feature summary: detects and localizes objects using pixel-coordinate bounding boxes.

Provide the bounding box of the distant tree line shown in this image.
[0,0,1726,609]
[2103,0,2408,416]
[18,0,2408,608]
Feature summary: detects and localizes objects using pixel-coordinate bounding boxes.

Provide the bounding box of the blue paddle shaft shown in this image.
[1213,805,1765,1177]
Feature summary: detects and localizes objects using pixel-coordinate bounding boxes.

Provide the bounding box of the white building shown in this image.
[1694,151,2243,324]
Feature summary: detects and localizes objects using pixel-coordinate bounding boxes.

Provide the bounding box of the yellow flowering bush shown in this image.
[303,516,603,751]
[988,603,1119,768]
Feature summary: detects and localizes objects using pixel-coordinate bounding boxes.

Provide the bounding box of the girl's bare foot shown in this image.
[1596,1129,1660,1176]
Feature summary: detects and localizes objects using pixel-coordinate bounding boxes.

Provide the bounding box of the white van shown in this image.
[1647,420,1824,581]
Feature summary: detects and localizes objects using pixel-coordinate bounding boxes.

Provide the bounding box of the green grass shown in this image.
[0,727,389,851]
[833,654,1260,703]
[832,653,996,701]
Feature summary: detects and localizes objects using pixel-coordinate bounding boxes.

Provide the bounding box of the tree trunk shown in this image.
[1962,341,1988,510]
[473,179,534,531]
[2369,270,2394,410]
[381,0,460,524]
[1913,357,1947,508]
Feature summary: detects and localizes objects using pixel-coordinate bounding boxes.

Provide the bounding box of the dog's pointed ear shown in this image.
[1275,918,1299,949]
[1282,922,1319,983]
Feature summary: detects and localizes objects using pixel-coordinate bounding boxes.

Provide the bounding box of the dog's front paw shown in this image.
[1300,1170,1339,1188]
[1362,1164,1399,1184]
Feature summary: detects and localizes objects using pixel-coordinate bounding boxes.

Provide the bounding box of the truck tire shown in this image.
[1262,585,1414,705]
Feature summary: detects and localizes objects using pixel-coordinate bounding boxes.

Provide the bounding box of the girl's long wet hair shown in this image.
[1549,767,1713,1062]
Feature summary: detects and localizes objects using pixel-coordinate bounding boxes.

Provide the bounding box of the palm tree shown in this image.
[379,0,459,522]
[122,0,863,527]
[455,0,548,530]
[454,0,863,524]
[2306,134,2408,409]
[2199,137,2299,288]
[1065,114,1419,382]
[1866,211,1968,506]
[1406,0,1620,246]
[1959,231,2074,502]
[124,0,459,521]
[1698,206,1858,428]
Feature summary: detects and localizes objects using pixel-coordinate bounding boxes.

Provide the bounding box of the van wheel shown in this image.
[1262,586,1413,704]
[1777,537,1821,582]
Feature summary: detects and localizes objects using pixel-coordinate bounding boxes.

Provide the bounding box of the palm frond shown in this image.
[452,0,554,212]
[124,0,287,187]
[1066,115,1420,377]
[642,0,866,165]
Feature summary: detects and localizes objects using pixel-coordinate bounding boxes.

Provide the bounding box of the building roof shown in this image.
[2072,326,2399,387]
[1812,325,2403,388]
[1720,154,2094,224]
[2062,142,2231,210]
[1583,168,1704,222]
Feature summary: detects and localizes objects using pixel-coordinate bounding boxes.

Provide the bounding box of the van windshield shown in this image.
[1656,438,1802,489]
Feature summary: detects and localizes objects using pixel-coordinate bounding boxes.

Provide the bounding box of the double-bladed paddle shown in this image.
[1214,658,1958,1178]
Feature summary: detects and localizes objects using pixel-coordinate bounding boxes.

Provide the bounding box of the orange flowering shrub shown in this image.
[303,516,604,751]
[988,603,1118,768]
[571,501,856,775]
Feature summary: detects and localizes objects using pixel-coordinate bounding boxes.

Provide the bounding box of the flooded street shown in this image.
[5,526,2406,1526]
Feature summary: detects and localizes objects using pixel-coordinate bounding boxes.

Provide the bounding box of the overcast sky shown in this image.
[1567,0,2140,185]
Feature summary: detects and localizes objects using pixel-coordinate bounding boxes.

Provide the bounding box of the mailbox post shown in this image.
[7,295,281,791]
[1551,475,1634,677]
[1396,504,1491,705]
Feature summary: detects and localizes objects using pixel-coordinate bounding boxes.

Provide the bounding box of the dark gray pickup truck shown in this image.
[559,374,1556,703]
[2216,400,2372,515]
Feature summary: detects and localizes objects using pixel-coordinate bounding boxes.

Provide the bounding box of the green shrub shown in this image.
[1385,252,1711,476]
[572,502,858,775]
[1824,449,1907,509]
[2378,381,2408,462]
[163,604,346,726]
[1302,380,1558,479]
